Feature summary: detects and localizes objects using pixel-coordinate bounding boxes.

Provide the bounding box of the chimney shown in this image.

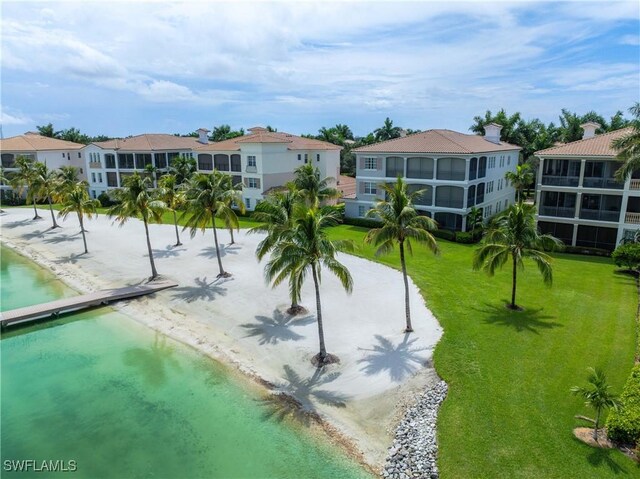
[483,122,502,144]
[197,128,210,144]
[580,122,600,140]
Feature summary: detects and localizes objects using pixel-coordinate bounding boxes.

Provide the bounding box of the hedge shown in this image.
[611,243,640,270]
[607,364,640,445]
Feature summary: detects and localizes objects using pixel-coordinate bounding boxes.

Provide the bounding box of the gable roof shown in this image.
[354,129,520,154]
[195,130,341,151]
[0,133,84,151]
[91,134,203,151]
[535,127,632,157]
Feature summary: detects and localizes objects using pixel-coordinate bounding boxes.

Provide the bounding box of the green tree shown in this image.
[473,203,562,310]
[10,156,41,219]
[36,123,60,138]
[182,172,241,278]
[58,127,91,144]
[571,367,621,442]
[470,109,522,145]
[374,117,402,141]
[466,206,484,239]
[108,173,166,279]
[32,162,61,229]
[265,205,354,366]
[55,166,80,199]
[505,164,534,202]
[220,174,245,245]
[58,183,100,254]
[168,155,197,186]
[613,103,640,182]
[211,124,244,141]
[291,163,340,207]
[157,174,186,247]
[365,177,439,332]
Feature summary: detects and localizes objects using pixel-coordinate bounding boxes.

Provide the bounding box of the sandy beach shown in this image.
[0,207,443,471]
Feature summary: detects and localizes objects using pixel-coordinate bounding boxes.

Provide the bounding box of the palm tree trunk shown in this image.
[229,227,235,245]
[172,210,182,246]
[312,264,327,364]
[511,254,518,309]
[594,408,601,442]
[211,216,226,277]
[79,214,88,254]
[32,200,41,220]
[47,196,59,228]
[399,240,413,332]
[143,218,158,279]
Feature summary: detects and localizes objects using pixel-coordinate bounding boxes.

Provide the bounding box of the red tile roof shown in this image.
[338,175,356,199]
[535,127,632,157]
[0,134,84,151]
[195,131,341,151]
[92,134,203,151]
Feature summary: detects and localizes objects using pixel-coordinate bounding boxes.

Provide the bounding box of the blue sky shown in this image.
[1,0,639,139]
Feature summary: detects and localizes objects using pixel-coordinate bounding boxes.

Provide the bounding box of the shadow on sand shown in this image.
[476,303,562,334]
[198,244,240,259]
[152,245,187,259]
[240,309,315,345]
[53,252,89,265]
[170,276,228,303]
[43,231,82,244]
[357,333,430,382]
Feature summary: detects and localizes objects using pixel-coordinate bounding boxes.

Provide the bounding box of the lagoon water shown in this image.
[0,247,370,478]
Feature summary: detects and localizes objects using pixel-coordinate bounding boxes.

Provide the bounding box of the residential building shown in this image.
[534,123,636,250]
[344,124,521,231]
[0,133,86,192]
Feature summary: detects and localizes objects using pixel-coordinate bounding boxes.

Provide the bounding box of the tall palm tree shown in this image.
[58,182,100,254]
[265,205,353,366]
[220,174,245,245]
[108,173,166,279]
[505,164,534,202]
[250,186,305,314]
[182,171,242,278]
[10,156,41,220]
[55,166,80,200]
[365,177,439,332]
[571,367,620,442]
[169,155,197,187]
[157,174,185,247]
[613,102,640,182]
[473,202,562,310]
[374,117,401,141]
[291,163,339,206]
[32,162,61,229]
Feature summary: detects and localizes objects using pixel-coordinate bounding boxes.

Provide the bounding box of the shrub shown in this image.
[432,229,456,242]
[0,190,25,206]
[455,232,479,244]
[611,243,640,270]
[562,245,611,257]
[342,217,381,229]
[607,364,640,445]
[97,192,115,208]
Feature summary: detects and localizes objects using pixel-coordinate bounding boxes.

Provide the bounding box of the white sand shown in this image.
[1,208,443,469]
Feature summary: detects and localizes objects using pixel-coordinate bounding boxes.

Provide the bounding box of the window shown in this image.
[118,153,134,169]
[98,173,103,183]
[214,154,230,171]
[62,152,65,158]
[497,200,501,212]
[198,154,213,171]
[247,155,256,167]
[245,198,251,209]
[298,154,302,161]
[91,190,96,199]
[304,153,309,163]
[1,153,15,168]
[135,153,152,169]
[231,154,241,172]
[386,156,404,177]
[407,157,434,179]
[436,157,466,181]
[467,185,476,207]
[106,172,118,187]
[78,152,82,158]
[105,154,116,169]
[364,157,377,170]
[478,156,487,178]
[507,155,511,165]
[246,177,260,189]
[154,153,167,169]
[358,205,366,217]
[363,182,377,195]
[469,157,478,180]
[91,173,96,183]
[316,153,320,162]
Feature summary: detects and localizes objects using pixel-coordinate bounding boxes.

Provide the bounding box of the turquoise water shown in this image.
[0,247,371,478]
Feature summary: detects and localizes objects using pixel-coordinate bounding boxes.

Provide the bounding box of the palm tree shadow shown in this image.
[198,244,239,259]
[54,253,88,264]
[20,229,45,240]
[357,334,430,382]
[152,245,187,258]
[258,365,349,426]
[240,309,315,345]
[476,303,562,334]
[122,333,181,388]
[586,447,628,474]
[3,219,32,229]
[171,276,228,303]
[43,231,82,244]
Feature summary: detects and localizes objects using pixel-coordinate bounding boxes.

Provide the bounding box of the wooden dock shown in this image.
[0,280,178,328]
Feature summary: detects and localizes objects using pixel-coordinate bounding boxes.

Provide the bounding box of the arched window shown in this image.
[407,184,432,206]
[385,156,404,177]
[214,154,230,171]
[198,154,213,170]
[230,154,241,172]
[406,157,434,179]
[436,157,466,181]
[435,186,464,208]
[467,185,476,207]
[469,157,478,180]
[478,156,487,178]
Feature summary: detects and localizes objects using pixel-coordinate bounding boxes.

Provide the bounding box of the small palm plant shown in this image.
[291,163,340,206]
[169,155,197,187]
[473,202,562,310]
[32,162,61,229]
[157,174,185,247]
[505,164,534,202]
[11,156,41,220]
[58,182,100,254]
[265,205,353,366]
[56,166,80,198]
[571,367,621,442]
[365,177,439,332]
[108,173,166,279]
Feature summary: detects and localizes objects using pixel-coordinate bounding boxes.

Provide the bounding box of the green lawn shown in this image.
[327,225,639,479]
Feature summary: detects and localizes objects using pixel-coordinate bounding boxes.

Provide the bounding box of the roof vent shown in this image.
[196,128,210,144]
[580,122,600,140]
[483,122,502,144]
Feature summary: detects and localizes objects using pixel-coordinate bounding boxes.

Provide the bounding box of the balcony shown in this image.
[89,161,102,169]
[631,179,640,190]
[579,209,621,222]
[245,165,257,173]
[582,177,623,189]
[539,206,575,218]
[625,212,640,224]
[541,175,579,187]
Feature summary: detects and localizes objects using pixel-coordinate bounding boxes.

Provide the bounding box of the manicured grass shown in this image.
[327,225,639,479]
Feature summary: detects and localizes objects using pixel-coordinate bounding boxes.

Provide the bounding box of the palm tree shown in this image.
[182,171,242,278]
[374,117,401,141]
[168,155,197,187]
[505,164,534,202]
[466,206,484,240]
[291,163,340,206]
[473,202,562,310]
[55,166,80,199]
[219,174,245,245]
[571,367,620,442]
[58,183,100,254]
[250,186,305,314]
[365,177,439,332]
[157,174,185,247]
[613,102,640,182]
[265,205,353,366]
[10,156,41,220]
[32,162,61,229]
[108,173,166,279]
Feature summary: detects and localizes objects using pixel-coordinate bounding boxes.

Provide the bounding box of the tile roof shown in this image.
[535,127,633,157]
[353,129,521,154]
[195,130,341,151]
[92,134,203,151]
[337,175,356,199]
[0,134,84,151]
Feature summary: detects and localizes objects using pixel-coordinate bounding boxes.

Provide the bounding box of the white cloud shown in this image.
[620,34,640,46]
[0,107,32,126]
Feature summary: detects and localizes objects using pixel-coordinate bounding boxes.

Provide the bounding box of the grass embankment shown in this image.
[327,225,638,479]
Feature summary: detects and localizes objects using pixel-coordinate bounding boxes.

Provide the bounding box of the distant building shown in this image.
[344,124,521,231]
[534,123,636,250]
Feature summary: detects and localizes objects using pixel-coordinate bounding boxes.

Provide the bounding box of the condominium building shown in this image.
[83,127,341,210]
[534,123,636,250]
[344,124,521,231]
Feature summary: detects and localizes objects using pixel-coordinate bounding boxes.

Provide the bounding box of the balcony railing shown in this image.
[579,209,621,222]
[539,206,575,218]
[246,165,257,173]
[631,179,640,190]
[582,177,623,189]
[89,161,102,169]
[541,176,579,187]
[625,212,640,224]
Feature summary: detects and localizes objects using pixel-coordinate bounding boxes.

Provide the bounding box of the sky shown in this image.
[1,0,639,139]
